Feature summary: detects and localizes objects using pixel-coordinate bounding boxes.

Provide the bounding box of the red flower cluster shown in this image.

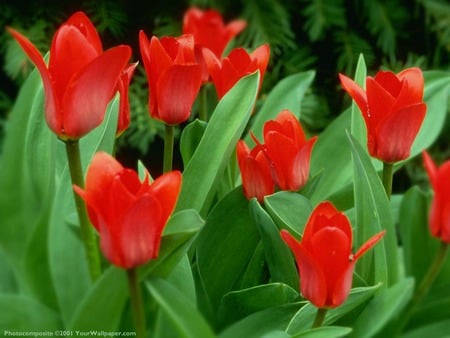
[339,68,426,163]
[423,151,450,243]
[8,12,132,140]
[281,202,385,308]
[74,152,182,269]
[237,110,317,202]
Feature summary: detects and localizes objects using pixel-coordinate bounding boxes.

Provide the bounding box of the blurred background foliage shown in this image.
[1,0,449,183]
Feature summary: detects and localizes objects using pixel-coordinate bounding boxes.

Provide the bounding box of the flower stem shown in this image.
[127,268,147,338]
[65,140,101,281]
[382,162,394,200]
[312,307,327,328]
[163,124,175,173]
[198,85,208,122]
[397,242,449,334]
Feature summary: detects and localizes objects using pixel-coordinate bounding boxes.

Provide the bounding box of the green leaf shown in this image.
[286,285,380,334]
[350,54,367,147]
[196,188,260,313]
[176,72,259,215]
[238,241,267,289]
[245,71,315,144]
[147,277,216,338]
[218,283,299,328]
[292,326,352,338]
[264,191,313,236]
[347,132,398,287]
[163,209,205,236]
[249,199,299,289]
[351,278,414,338]
[0,294,61,331]
[402,319,450,338]
[180,119,208,167]
[219,303,302,338]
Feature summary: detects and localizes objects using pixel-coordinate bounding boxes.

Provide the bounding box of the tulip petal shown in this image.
[354,230,386,260]
[62,45,131,138]
[66,11,102,54]
[374,103,426,162]
[156,64,202,124]
[117,62,138,135]
[281,230,327,308]
[397,67,424,103]
[332,262,356,308]
[339,73,368,118]
[291,136,317,190]
[119,194,163,268]
[7,27,60,135]
[366,77,396,127]
[148,171,182,223]
[422,151,438,189]
[373,71,402,97]
[251,44,270,85]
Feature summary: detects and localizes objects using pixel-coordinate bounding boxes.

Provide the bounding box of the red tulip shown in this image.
[281,201,385,308]
[116,62,138,136]
[203,44,270,99]
[183,7,246,82]
[339,68,427,163]
[236,140,275,202]
[139,31,202,125]
[263,110,317,191]
[423,151,450,243]
[7,11,132,140]
[74,152,182,269]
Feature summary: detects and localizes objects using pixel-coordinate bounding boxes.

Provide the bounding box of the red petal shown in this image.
[203,47,223,92]
[226,20,247,41]
[228,48,252,73]
[281,230,327,307]
[422,151,438,189]
[374,103,426,163]
[430,161,450,242]
[331,262,356,308]
[251,44,270,85]
[339,73,368,118]
[366,76,396,129]
[118,194,163,268]
[65,11,102,54]
[373,71,402,97]
[7,27,60,135]
[172,34,196,64]
[148,171,182,223]
[354,230,386,260]
[62,45,131,138]
[156,64,202,124]
[397,67,424,103]
[291,136,317,191]
[117,62,138,135]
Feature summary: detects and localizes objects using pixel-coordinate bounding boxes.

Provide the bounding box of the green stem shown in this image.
[397,242,449,334]
[382,162,394,200]
[163,124,175,173]
[312,307,327,328]
[65,140,101,281]
[198,85,208,121]
[127,268,147,338]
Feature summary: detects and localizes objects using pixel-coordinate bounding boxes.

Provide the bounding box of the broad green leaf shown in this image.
[399,187,438,283]
[264,191,313,236]
[196,188,260,313]
[0,294,61,331]
[292,326,352,338]
[286,285,380,334]
[249,199,299,289]
[0,250,17,293]
[218,283,299,329]
[219,303,302,338]
[348,132,397,286]
[163,209,205,236]
[176,72,259,215]
[180,119,207,167]
[350,54,367,147]
[147,277,216,338]
[351,278,414,338]
[401,319,450,338]
[238,241,267,289]
[245,71,315,143]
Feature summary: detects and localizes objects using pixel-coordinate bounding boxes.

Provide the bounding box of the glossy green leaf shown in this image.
[219,283,299,328]
[264,191,313,236]
[286,285,380,334]
[350,54,367,147]
[147,277,216,338]
[245,71,315,143]
[292,326,352,338]
[196,188,260,313]
[180,119,208,167]
[176,72,259,215]
[0,294,61,331]
[219,303,302,338]
[348,132,397,286]
[351,278,414,338]
[249,199,299,289]
[402,319,450,338]
[238,241,267,289]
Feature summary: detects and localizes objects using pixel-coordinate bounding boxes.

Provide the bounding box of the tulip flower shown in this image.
[281,201,385,308]
[422,151,450,243]
[7,11,132,140]
[183,6,246,82]
[203,44,270,99]
[339,68,426,163]
[116,62,138,136]
[236,140,275,202]
[263,110,317,191]
[74,152,182,269]
[139,31,202,125]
